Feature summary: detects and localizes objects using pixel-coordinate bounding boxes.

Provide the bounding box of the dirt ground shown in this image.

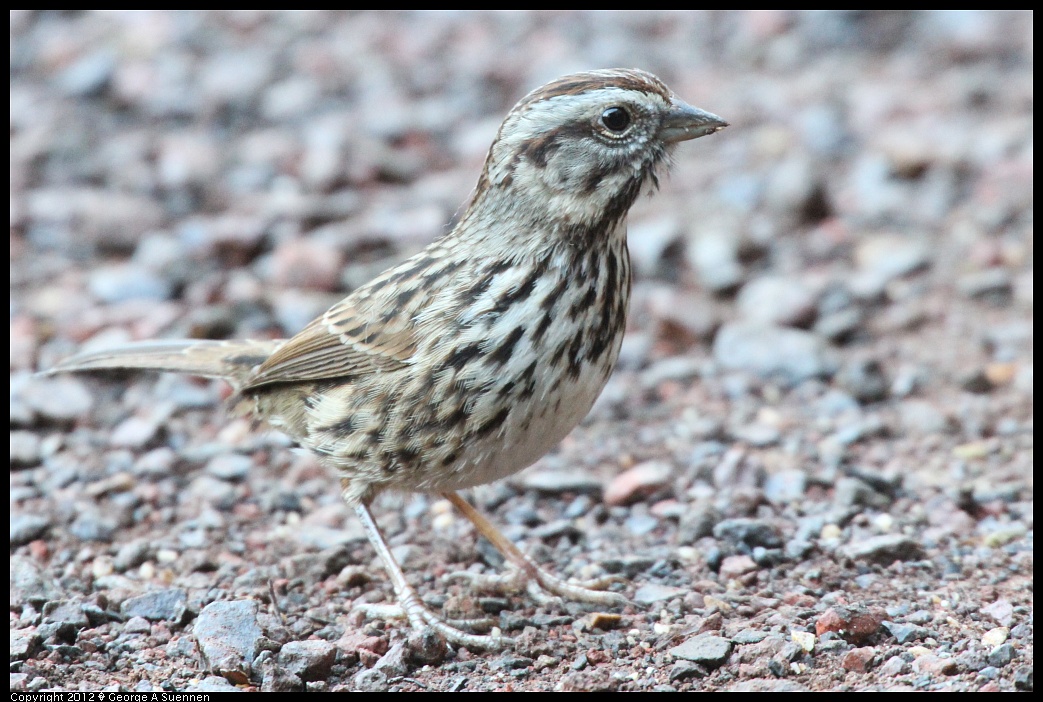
[10,11,1032,692]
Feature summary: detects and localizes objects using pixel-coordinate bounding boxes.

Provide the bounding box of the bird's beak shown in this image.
[660,98,728,143]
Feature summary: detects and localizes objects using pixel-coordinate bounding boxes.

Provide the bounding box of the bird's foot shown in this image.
[352,595,510,651]
[448,564,630,609]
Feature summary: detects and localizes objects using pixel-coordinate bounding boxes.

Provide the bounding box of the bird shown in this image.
[49,68,727,650]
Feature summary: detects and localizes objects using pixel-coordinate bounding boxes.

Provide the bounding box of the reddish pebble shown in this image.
[842,647,876,673]
[816,606,886,644]
[603,460,673,506]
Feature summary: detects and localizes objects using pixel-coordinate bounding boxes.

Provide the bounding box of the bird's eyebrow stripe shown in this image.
[521,71,671,107]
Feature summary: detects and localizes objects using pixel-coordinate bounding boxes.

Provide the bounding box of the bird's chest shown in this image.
[444,240,632,487]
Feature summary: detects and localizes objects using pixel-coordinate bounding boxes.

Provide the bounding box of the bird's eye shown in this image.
[600,106,631,133]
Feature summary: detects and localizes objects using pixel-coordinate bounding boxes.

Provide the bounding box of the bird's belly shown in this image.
[421,336,621,493]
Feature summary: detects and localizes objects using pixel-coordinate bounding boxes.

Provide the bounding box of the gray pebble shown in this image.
[834,477,890,509]
[9,396,33,427]
[21,376,94,423]
[958,268,1013,302]
[713,518,783,549]
[560,668,619,692]
[959,369,994,394]
[817,389,862,417]
[503,503,541,527]
[374,641,411,677]
[906,609,932,624]
[110,415,162,449]
[10,514,51,546]
[27,188,162,250]
[736,276,817,328]
[627,216,682,276]
[751,547,784,567]
[889,366,922,398]
[843,534,926,564]
[530,520,582,542]
[563,494,593,519]
[285,546,352,582]
[785,539,814,560]
[291,523,367,551]
[9,630,41,662]
[9,555,60,607]
[69,510,119,543]
[879,655,910,676]
[1009,624,1030,640]
[831,415,885,446]
[59,49,115,97]
[134,447,177,476]
[732,423,781,447]
[625,513,659,536]
[987,643,1015,668]
[728,680,811,692]
[123,616,152,634]
[600,556,656,577]
[882,621,929,644]
[187,475,238,510]
[670,660,709,681]
[42,600,89,629]
[981,599,1014,627]
[763,155,829,226]
[688,229,743,292]
[195,600,263,683]
[897,400,952,436]
[206,453,254,481]
[353,667,389,692]
[633,584,687,605]
[114,540,152,572]
[261,662,304,693]
[615,331,654,370]
[88,263,173,303]
[854,234,930,283]
[732,629,770,644]
[764,470,807,503]
[814,307,864,341]
[669,634,733,667]
[817,639,849,654]
[9,431,42,467]
[639,356,705,389]
[185,676,243,693]
[520,471,602,495]
[121,589,188,623]
[405,626,447,665]
[675,504,717,542]
[800,103,852,157]
[836,359,889,403]
[713,323,837,384]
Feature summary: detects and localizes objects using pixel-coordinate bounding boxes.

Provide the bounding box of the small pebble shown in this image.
[194,600,263,685]
[669,634,734,668]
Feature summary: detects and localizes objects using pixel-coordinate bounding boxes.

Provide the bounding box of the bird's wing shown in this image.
[241,291,419,391]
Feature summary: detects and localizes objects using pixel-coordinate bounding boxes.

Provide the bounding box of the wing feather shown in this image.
[241,288,419,391]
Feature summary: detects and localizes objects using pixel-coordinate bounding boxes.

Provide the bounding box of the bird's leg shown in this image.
[441,491,628,608]
[351,497,509,650]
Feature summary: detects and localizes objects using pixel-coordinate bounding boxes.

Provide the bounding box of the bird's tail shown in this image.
[47,339,283,388]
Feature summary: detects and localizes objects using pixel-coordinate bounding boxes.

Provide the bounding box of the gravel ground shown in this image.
[10,11,1033,692]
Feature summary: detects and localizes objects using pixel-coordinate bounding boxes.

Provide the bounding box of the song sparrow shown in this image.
[50,68,726,649]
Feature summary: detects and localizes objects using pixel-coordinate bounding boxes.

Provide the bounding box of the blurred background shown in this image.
[9,11,1033,692]
[11,11,1031,358]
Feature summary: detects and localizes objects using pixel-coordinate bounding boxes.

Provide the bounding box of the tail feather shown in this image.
[48,339,283,388]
